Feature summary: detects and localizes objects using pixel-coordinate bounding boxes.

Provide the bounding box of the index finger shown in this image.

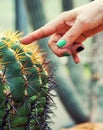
[21,20,59,44]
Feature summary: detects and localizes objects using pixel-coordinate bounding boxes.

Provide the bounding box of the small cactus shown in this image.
[0,31,54,130]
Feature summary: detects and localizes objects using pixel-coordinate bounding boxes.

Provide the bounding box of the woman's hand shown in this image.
[21,0,103,63]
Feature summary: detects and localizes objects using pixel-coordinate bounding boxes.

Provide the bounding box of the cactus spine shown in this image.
[0,31,53,130]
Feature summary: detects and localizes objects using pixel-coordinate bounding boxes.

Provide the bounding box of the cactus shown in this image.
[0,31,54,130]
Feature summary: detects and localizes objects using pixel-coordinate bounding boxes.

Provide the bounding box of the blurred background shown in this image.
[1,0,103,130]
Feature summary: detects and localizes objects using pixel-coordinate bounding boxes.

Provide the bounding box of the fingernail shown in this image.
[63,52,70,56]
[76,46,84,52]
[57,39,67,48]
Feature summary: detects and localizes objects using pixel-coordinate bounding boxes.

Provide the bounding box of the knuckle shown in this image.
[48,39,63,57]
[78,16,90,28]
[59,11,68,18]
[48,37,53,47]
[65,31,74,40]
[48,41,53,50]
[52,50,62,57]
[48,40,51,47]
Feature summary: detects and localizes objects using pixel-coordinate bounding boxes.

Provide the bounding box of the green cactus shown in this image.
[0,31,54,130]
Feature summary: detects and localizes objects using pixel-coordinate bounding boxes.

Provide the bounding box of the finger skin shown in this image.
[21,26,56,44]
[21,0,103,64]
[21,11,75,44]
[48,33,84,63]
[21,17,65,44]
[21,1,103,46]
[82,24,103,39]
[57,1,103,47]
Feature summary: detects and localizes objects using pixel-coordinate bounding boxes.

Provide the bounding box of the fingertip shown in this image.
[21,39,31,45]
[74,58,80,64]
[75,59,80,64]
[20,35,34,44]
[72,53,81,64]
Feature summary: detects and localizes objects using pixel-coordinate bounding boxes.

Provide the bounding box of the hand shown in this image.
[21,0,103,63]
[48,34,84,63]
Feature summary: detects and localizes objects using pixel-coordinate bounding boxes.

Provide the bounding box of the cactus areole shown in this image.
[0,31,53,130]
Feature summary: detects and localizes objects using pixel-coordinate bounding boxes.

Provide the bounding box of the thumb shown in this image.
[56,19,85,47]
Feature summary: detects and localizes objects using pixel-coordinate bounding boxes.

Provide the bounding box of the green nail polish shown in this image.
[63,52,70,56]
[57,39,67,48]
